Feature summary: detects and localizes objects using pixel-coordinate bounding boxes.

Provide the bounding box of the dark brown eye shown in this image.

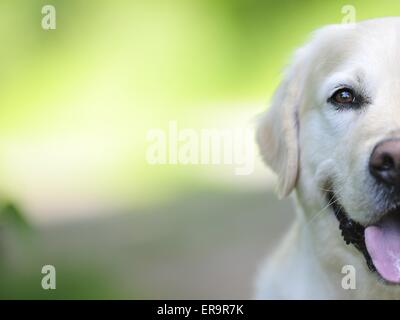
[332,88,355,104]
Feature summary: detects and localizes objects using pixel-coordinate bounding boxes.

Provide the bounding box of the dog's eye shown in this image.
[332,88,355,104]
[327,87,371,110]
[327,87,366,110]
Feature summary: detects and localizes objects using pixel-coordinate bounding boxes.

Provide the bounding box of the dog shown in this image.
[255,17,400,299]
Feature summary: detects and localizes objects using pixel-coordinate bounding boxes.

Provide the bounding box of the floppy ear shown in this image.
[257,24,349,197]
[256,50,308,198]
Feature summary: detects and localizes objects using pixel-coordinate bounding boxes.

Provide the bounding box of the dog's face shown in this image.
[258,18,400,284]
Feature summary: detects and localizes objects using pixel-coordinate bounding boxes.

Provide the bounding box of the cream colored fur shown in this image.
[256,17,400,299]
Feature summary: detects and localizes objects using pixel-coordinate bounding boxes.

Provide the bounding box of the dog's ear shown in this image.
[256,49,309,198]
[256,24,349,197]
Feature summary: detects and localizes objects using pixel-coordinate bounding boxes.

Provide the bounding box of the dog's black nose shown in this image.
[369,139,400,186]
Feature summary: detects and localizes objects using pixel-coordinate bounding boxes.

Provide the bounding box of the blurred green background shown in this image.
[0,0,399,299]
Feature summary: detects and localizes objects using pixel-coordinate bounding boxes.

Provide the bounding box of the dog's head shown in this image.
[257,17,400,284]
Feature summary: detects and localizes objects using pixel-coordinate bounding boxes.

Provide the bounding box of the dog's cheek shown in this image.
[295,122,338,212]
[335,122,379,223]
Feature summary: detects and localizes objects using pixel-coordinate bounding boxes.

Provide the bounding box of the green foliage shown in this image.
[0,203,31,231]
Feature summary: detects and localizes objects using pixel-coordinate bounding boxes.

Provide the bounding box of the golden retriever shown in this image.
[256,17,400,299]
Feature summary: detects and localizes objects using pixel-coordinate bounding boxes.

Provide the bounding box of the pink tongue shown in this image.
[365,215,400,283]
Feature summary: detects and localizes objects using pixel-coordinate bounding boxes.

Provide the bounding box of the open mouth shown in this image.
[327,191,400,284]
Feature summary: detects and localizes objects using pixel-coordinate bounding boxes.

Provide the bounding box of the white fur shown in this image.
[255,17,400,299]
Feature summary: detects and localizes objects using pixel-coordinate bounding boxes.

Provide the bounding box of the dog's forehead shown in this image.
[337,19,400,72]
[306,19,400,90]
[356,22,400,64]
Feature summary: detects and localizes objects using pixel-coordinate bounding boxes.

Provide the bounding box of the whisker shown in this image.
[305,194,342,226]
